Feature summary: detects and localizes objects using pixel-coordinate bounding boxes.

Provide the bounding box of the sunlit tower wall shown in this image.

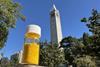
[50,5,63,45]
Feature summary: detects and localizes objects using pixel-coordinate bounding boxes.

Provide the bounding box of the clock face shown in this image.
[51,12,55,17]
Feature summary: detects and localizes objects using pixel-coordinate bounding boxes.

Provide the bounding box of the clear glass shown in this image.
[24,38,39,44]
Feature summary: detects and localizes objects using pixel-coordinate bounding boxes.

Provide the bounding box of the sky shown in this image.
[1,0,100,58]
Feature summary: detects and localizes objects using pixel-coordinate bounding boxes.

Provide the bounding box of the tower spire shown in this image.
[51,0,57,11]
[51,0,54,5]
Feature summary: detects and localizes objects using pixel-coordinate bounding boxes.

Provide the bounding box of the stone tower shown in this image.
[50,4,63,44]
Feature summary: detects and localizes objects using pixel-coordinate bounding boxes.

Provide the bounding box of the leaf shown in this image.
[81,17,87,22]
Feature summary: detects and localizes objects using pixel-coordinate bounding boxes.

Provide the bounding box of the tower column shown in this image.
[50,5,63,45]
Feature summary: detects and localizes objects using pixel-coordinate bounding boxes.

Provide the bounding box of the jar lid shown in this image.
[26,24,41,37]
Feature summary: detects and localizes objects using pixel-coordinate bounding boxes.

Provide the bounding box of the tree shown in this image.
[0,57,11,67]
[0,0,25,49]
[74,55,96,67]
[82,33,90,46]
[81,9,100,56]
[10,53,19,67]
[60,36,83,48]
[0,24,8,49]
[60,36,84,65]
[81,9,100,45]
[39,45,65,67]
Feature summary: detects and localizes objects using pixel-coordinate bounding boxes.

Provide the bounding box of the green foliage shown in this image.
[0,23,8,49]
[0,0,25,28]
[0,57,11,67]
[60,36,83,48]
[81,9,100,45]
[60,36,96,66]
[82,32,93,46]
[60,36,85,64]
[10,53,19,67]
[0,0,25,49]
[81,9,100,56]
[74,55,96,67]
[81,17,87,22]
[0,53,19,67]
[39,45,65,67]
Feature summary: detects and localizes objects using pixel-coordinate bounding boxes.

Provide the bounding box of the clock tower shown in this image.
[50,4,63,45]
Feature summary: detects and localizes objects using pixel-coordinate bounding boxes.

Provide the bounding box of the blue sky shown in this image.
[1,0,100,57]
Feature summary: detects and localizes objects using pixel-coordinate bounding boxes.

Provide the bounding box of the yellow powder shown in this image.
[22,43,39,64]
[25,32,40,39]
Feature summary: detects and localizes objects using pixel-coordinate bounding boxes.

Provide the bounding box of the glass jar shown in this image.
[22,25,41,65]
